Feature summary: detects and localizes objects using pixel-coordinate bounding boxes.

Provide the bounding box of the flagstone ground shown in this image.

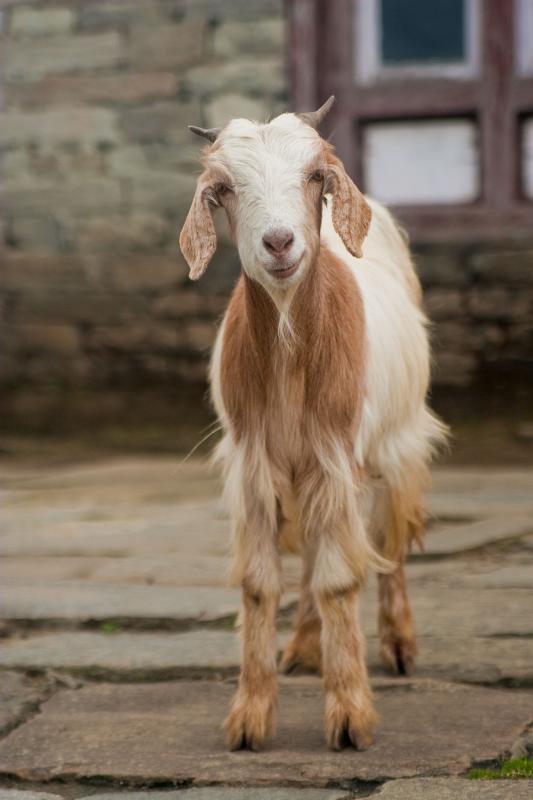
[0,458,532,799]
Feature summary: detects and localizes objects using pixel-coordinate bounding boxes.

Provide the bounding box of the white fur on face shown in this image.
[211,114,323,296]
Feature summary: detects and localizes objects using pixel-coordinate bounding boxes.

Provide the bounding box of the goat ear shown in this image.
[326,156,371,258]
[179,174,218,280]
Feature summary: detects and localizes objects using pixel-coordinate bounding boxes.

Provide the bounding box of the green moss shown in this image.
[100,621,121,634]
[468,758,533,780]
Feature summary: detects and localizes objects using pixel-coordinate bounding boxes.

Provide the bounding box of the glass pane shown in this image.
[363,119,479,205]
[381,0,465,65]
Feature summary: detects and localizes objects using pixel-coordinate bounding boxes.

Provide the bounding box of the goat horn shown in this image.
[188,125,221,143]
[297,95,336,129]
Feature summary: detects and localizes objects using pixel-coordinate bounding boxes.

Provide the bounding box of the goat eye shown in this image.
[216,182,231,196]
[310,169,324,182]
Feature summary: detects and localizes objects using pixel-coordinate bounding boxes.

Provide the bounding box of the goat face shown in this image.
[180,106,372,291]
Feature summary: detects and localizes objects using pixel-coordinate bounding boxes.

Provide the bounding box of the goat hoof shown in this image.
[380,636,417,677]
[324,691,377,751]
[224,689,275,752]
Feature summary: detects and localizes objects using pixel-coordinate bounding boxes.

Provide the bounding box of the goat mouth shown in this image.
[267,259,301,279]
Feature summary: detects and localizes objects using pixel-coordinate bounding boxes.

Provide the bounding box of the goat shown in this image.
[179,97,448,752]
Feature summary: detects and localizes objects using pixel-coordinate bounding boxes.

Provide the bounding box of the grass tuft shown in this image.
[468,758,533,780]
[100,621,121,634]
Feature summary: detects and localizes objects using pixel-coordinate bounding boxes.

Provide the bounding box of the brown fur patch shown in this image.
[220,245,366,450]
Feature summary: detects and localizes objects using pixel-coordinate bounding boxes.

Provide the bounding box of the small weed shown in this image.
[100,621,121,634]
[468,758,533,780]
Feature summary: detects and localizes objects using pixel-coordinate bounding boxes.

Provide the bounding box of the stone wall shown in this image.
[0,0,285,389]
[417,245,533,386]
[0,0,532,397]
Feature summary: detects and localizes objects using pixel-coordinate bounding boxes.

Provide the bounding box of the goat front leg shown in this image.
[317,581,377,750]
[312,530,378,750]
[225,509,282,751]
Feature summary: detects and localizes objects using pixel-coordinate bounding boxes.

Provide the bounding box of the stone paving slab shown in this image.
[0,793,350,800]
[0,793,63,800]
[420,517,533,556]
[403,558,533,591]
[2,458,219,503]
[0,584,241,624]
[366,636,533,686]
[428,493,533,520]
[0,679,530,785]
[88,791,351,800]
[0,785,531,800]
[0,672,50,736]
[428,469,533,519]
[1,631,532,687]
[1,503,529,563]
[0,631,242,677]
[0,584,298,625]
[0,554,303,589]
[360,586,533,638]
[0,502,229,559]
[454,564,533,589]
[1,579,531,637]
[375,779,533,799]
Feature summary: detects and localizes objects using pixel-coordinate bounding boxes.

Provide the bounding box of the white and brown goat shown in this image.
[179,97,447,752]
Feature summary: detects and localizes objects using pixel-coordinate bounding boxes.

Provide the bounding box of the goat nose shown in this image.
[262,228,294,256]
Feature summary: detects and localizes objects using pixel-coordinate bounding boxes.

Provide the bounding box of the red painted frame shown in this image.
[288,0,533,242]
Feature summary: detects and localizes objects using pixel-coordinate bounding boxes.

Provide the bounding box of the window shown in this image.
[363,119,478,204]
[381,0,465,65]
[356,0,480,83]
[290,0,533,240]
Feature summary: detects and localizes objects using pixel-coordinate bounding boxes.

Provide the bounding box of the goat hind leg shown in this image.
[372,484,422,676]
[280,543,322,674]
[378,563,417,675]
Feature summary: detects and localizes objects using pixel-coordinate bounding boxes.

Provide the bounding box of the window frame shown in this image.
[356,0,481,84]
[288,0,533,243]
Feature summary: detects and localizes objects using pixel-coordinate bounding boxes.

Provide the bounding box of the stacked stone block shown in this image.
[0,0,285,388]
[418,246,533,386]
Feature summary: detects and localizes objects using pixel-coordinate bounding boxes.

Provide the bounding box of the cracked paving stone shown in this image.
[85,790,352,799]
[428,469,533,519]
[0,579,530,637]
[452,564,533,590]
[420,516,533,557]
[374,778,533,798]
[0,793,63,800]
[0,671,51,736]
[0,584,296,625]
[0,631,242,676]
[0,679,531,785]
[360,585,533,638]
[0,583,242,624]
[1,632,532,687]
